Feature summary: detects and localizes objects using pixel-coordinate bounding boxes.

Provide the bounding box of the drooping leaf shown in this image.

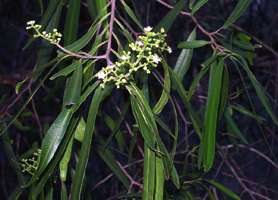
[35,108,73,178]
[63,0,80,45]
[153,59,171,114]
[120,0,143,30]
[234,56,278,127]
[224,108,249,144]
[207,180,241,200]
[199,57,224,171]
[223,0,253,28]
[190,0,209,15]
[97,147,130,189]
[174,28,196,81]
[63,61,83,106]
[155,0,185,32]
[142,146,156,200]
[59,136,74,182]
[154,156,164,200]
[178,40,210,49]
[71,86,105,199]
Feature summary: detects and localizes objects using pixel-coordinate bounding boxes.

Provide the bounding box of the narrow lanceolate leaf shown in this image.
[71,87,104,200]
[225,108,248,144]
[63,61,83,106]
[190,0,209,15]
[170,69,202,138]
[63,12,109,52]
[178,40,210,49]
[120,0,143,30]
[200,58,224,171]
[87,0,108,21]
[223,0,253,28]
[155,156,164,200]
[235,56,278,127]
[97,148,130,189]
[59,136,74,182]
[153,59,171,114]
[50,61,82,80]
[207,180,241,200]
[128,83,157,148]
[155,0,185,32]
[35,108,73,178]
[143,146,156,200]
[63,0,80,45]
[29,117,79,199]
[174,28,196,81]
[218,65,229,120]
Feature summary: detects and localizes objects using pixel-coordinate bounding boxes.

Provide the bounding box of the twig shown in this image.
[221,144,278,169]
[106,0,117,65]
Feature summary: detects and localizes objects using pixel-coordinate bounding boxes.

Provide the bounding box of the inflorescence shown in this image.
[20,149,41,176]
[96,27,172,88]
[26,20,62,44]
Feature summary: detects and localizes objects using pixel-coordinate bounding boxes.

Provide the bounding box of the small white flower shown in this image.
[144,26,152,32]
[167,47,172,53]
[136,41,144,47]
[27,20,35,25]
[121,54,130,61]
[96,71,106,80]
[152,54,161,64]
[107,64,115,69]
[53,28,58,32]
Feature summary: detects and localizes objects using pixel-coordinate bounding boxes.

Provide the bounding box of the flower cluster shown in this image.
[20,149,41,176]
[26,20,62,44]
[96,27,172,88]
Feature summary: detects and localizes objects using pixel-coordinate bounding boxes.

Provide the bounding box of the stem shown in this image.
[106,0,117,65]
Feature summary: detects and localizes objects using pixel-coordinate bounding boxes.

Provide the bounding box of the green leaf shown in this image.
[128,83,157,148]
[207,180,241,200]
[155,156,164,200]
[143,146,156,200]
[15,78,27,94]
[199,57,224,171]
[35,108,73,178]
[155,0,185,32]
[153,59,171,114]
[74,117,86,142]
[170,69,202,138]
[63,0,80,45]
[190,0,208,15]
[224,108,249,144]
[218,65,229,120]
[87,0,108,21]
[63,12,109,52]
[29,117,79,199]
[120,0,143,30]
[59,136,74,182]
[174,28,196,81]
[61,182,68,200]
[231,104,265,122]
[0,57,68,137]
[97,147,130,189]
[50,61,81,80]
[178,40,210,49]
[235,56,278,127]
[71,86,105,199]
[63,61,83,106]
[223,0,253,28]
